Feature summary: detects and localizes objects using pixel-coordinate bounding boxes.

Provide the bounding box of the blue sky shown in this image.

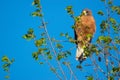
[0,0,119,80]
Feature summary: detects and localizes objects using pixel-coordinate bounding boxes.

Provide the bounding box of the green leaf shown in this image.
[22,34,35,40]
[109,76,114,80]
[35,38,45,47]
[66,6,72,10]
[57,51,71,60]
[56,43,63,49]
[84,47,91,57]
[97,10,104,16]
[108,1,112,5]
[28,28,34,34]
[105,36,112,43]
[115,38,120,45]
[65,6,72,13]
[98,36,112,44]
[100,20,108,32]
[45,51,50,55]
[117,9,120,15]
[23,28,35,40]
[98,36,105,41]
[33,0,40,5]
[111,6,120,15]
[32,2,35,5]
[32,12,42,17]
[87,76,93,80]
[2,63,10,68]
[35,40,43,47]
[109,18,116,24]
[57,54,64,61]
[45,51,52,60]
[22,35,27,39]
[60,33,65,36]
[87,34,93,39]
[112,25,118,32]
[112,67,120,72]
[32,52,39,60]
[32,12,38,17]
[112,46,118,50]
[65,6,74,15]
[74,16,80,22]
[2,56,9,62]
[62,51,71,58]
[41,32,46,36]
[65,33,69,38]
[5,75,10,79]
[67,36,73,42]
[3,67,9,72]
[38,48,47,54]
[65,51,71,55]
[71,25,76,29]
[111,6,118,11]
[47,54,52,60]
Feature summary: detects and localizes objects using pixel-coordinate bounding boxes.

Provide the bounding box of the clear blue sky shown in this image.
[0,0,119,80]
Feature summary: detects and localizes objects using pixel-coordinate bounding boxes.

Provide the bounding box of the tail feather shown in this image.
[76,46,87,62]
[76,46,84,60]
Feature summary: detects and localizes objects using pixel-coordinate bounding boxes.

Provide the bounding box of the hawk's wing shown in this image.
[74,30,77,44]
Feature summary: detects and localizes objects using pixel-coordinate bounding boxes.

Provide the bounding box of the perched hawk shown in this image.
[74,9,96,62]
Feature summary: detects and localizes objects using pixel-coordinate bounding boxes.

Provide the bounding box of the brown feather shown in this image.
[75,14,96,47]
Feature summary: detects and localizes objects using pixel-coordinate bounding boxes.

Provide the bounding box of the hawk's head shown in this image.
[82,9,92,16]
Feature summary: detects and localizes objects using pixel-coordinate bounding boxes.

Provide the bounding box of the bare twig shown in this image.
[111,41,120,67]
[41,53,62,80]
[90,56,108,79]
[102,0,112,79]
[103,48,109,79]
[93,68,99,80]
[70,70,72,80]
[42,20,67,80]
[33,33,62,80]
[38,4,67,80]
[66,64,78,80]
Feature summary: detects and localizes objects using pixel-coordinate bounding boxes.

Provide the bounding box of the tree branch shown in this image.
[41,53,62,80]
[39,5,67,80]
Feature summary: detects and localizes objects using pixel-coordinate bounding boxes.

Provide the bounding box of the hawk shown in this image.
[74,9,96,62]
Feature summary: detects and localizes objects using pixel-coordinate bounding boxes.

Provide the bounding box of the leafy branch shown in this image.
[1,56,14,80]
[22,0,120,80]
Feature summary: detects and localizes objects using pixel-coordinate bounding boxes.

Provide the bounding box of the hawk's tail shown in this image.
[76,46,86,61]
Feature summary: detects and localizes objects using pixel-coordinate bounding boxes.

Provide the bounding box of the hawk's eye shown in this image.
[86,11,89,14]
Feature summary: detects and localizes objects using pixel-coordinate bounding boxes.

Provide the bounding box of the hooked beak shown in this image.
[83,10,87,16]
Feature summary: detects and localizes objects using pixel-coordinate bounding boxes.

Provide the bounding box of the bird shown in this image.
[74,9,96,62]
